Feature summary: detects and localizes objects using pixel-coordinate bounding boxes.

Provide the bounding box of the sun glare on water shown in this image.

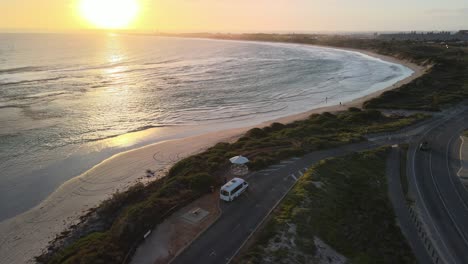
[79,0,139,29]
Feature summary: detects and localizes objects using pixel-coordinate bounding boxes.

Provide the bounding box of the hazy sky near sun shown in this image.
[1,0,467,32]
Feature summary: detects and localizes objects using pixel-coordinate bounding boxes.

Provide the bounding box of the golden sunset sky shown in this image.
[1,0,467,32]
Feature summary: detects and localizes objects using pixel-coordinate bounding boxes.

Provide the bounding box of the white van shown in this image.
[220,177,249,202]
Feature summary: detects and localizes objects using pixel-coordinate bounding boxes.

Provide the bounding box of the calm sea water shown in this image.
[0,33,412,220]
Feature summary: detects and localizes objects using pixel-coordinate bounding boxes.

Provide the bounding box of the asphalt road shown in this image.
[170,104,468,264]
[171,141,379,264]
[386,147,433,264]
[408,107,468,264]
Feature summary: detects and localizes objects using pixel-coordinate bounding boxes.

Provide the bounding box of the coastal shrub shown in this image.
[212,142,231,150]
[249,156,276,170]
[275,148,304,160]
[43,35,467,264]
[364,58,468,110]
[240,148,416,263]
[45,109,425,264]
[246,128,267,138]
[185,173,216,193]
[48,232,110,264]
[265,122,286,132]
[167,157,196,177]
[348,107,362,112]
[97,183,146,218]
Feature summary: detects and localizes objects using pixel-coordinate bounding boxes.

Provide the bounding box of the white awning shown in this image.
[229,155,249,164]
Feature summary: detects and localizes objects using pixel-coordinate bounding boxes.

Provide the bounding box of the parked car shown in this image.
[419,141,430,151]
[220,177,249,202]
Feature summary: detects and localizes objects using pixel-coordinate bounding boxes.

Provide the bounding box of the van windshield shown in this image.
[221,190,230,196]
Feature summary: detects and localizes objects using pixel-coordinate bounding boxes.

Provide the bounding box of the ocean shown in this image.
[0,33,413,221]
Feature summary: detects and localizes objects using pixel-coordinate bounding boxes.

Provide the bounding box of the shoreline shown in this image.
[0,44,428,264]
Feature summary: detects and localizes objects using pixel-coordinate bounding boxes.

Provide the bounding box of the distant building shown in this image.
[378,30,468,42]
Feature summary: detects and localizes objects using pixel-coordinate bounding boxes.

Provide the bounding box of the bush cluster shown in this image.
[242,148,416,264]
[45,109,422,264]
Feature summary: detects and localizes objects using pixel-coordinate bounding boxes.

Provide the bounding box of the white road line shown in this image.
[290,174,298,181]
[458,136,465,177]
[270,165,285,168]
[444,126,468,209]
[410,110,465,264]
[429,148,468,259]
[226,173,300,264]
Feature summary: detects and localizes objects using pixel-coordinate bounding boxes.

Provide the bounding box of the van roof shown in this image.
[221,177,246,192]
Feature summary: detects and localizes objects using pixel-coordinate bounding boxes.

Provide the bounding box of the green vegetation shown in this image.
[42,110,423,264]
[463,130,468,137]
[240,148,416,264]
[42,34,465,263]
[316,40,468,110]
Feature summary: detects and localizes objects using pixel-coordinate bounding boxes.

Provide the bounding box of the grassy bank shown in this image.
[39,109,424,264]
[238,148,416,264]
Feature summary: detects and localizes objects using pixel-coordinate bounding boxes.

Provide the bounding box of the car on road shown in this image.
[220,177,248,202]
[419,141,430,151]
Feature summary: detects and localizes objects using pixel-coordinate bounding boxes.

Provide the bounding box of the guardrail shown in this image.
[407,203,443,263]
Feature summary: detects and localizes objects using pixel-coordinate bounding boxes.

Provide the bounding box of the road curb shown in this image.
[405,107,468,264]
[226,169,305,264]
[167,194,223,264]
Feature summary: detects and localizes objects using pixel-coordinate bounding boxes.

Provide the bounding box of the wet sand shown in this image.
[0,47,429,264]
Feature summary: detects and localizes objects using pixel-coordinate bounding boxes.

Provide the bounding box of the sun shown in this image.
[79,0,139,29]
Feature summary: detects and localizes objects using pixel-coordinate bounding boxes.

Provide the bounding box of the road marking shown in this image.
[290,174,298,181]
[409,109,467,264]
[444,126,468,210]
[280,160,295,164]
[429,148,468,257]
[209,249,216,257]
[298,171,304,176]
[458,136,465,177]
[268,166,284,170]
[226,171,300,264]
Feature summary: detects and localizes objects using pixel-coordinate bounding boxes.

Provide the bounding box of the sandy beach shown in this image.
[0,47,429,264]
